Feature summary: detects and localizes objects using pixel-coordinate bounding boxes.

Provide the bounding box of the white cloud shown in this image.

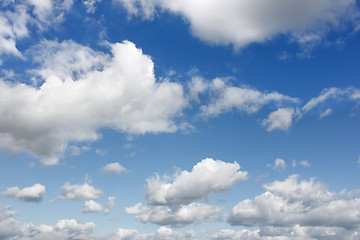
[102,163,127,175]
[2,183,45,202]
[117,0,357,50]
[263,108,295,132]
[319,108,332,119]
[115,226,198,240]
[104,196,116,214]
[83,0,102,13]
[0,1,74,61]
[125,202,224,228]
[273,158,286,170]
[299,160,311,167]
[58,182,103,200]
[0,204,96,240]
[200,78,298,117]
[82,200,103,213]
[95,148,107,156]
[0,40,186,165]
[229,174,360,233]
[145,158,247,205]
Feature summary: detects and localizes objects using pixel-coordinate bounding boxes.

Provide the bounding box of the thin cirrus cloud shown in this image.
[117,0,357,50]
[2,183,45,202]
[126,158,246,227]
[0,40,187,165]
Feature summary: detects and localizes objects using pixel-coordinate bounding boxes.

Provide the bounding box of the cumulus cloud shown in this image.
[102,163,127,175]
[117,0,357,50]
[58,182,103,200]
[82,200,103,213]
[0,204,96,240]
[229,174,360,235]
[2,183,45,202]
[0,40,186,165]
[125,202,224,228]
[262,108,295,132]
[145,158,247,205]
[126,158,245,227]
[200,78,298,117]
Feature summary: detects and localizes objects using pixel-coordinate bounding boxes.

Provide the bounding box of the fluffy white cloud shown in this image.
[229,174,360,234]
[117,0,357,50]
[200,78,298,117]
[0,204,96,240]
[102,163,127,175]
[262,108,295,132]
[58,182,103,200]
[125,202,224,227]
[0,40,186,165]
[82,200,103,213]
[126,158,245,227]
[145,158,248,205]
[2,183,45,202]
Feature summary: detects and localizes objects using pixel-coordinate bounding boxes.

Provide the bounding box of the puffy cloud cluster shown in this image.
[0,204,96,240]
[145,158,247,205]
[82,196,116,214]
[125,202,224,227]
[0,40,186,165]
[126,158,247,227]
[228,175,360,238]
[117,0,357,50]
[2,183,45,202]
[58,181,103,200]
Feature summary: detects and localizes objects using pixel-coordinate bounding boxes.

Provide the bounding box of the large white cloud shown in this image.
[229,174,360,233]
[58,181,103,200]
[126,158,245,227]
[2,183,45,202]
[117,0,357,50]
[145,158,248,205]
[0,40,187,165]
[125,202,224,228]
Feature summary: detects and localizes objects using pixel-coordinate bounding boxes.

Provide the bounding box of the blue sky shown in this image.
[1,0,360,239]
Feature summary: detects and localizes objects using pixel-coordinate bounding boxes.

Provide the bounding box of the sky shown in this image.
[0,0,360,239]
